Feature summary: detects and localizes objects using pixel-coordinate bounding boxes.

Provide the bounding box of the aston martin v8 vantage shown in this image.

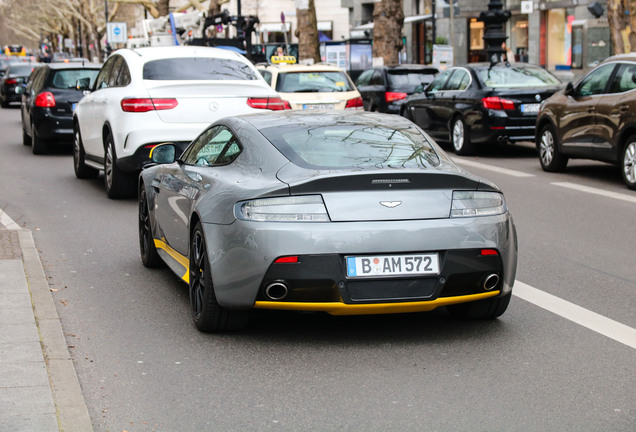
[138,110,518,332]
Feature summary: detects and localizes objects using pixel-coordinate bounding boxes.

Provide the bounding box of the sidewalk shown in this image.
[0,212,93,431]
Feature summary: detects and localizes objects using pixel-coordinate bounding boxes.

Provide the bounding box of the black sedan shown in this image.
[0,63,38,107]
[20,62,100,154]
[355,64,438,114]
[401,62,562,155]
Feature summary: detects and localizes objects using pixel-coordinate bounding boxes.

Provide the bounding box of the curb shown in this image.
[17,229,94,432]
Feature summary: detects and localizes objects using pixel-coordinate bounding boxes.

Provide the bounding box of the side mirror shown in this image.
[75,77,91,91]
[150,143,177,165]
[414,84,424,94]
[564,81,574,96]
[15,85,25,95]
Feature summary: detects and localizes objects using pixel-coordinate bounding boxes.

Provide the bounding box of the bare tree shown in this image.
[607,0,636,54]
[295,0,320,64]
[372,0,404,65]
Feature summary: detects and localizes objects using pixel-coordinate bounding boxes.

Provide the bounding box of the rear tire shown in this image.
[538,124,568,172]
[189,222,249,332]
[138,184,164,268]
[451,116,475,155]
[447,293,511,320]
[73,127,99,179]
[621,137,636,190]
[104,133,136,199]
[31,121,47,154]
[22,127,31,146]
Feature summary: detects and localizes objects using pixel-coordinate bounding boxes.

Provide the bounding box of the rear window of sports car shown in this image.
[143,58,259,80]
[259,124,440,169]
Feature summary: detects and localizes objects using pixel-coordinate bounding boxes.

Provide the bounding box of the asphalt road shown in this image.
[1,107,634,431]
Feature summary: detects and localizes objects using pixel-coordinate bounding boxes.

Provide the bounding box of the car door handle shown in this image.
[587,107,595,113]
[619,105,629,112]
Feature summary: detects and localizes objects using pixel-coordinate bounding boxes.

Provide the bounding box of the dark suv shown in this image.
[536,54,636,190]
[19,62,100,154]
[355,64,438,114]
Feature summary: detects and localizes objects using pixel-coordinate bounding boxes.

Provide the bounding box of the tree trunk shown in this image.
[295,0,321,64]
[371,0,404,65]
[157,0,170,16]
[607,0,627,54]
[208,0,228,16]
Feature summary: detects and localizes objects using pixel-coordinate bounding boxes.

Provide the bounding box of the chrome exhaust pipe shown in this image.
[265,281,289,300]
[483,274,500,291]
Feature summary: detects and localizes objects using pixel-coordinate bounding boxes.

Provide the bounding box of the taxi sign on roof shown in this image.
[271,55,297,64]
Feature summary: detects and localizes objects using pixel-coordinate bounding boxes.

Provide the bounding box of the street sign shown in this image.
[107,22,127,44]
[521,1,533,14]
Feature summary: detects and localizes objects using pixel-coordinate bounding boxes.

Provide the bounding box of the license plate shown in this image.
[346,253,440,278]
[520,103,540,113]
[303,104,334,110]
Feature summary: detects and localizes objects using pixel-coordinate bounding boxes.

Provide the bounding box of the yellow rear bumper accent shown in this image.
[254,291,500,315]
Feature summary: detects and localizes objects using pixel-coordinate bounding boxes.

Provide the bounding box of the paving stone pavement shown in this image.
[0,222,93,432]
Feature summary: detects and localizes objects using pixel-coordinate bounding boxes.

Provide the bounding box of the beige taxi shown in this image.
[257,61,363,111]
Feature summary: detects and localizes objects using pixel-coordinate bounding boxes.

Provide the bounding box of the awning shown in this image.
[353,14,432,31]
[259,23,291,32]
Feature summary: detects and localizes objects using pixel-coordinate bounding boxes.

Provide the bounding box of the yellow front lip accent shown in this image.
[254,291,500,315]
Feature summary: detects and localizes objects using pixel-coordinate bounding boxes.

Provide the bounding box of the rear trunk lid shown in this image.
[144,80,278,123]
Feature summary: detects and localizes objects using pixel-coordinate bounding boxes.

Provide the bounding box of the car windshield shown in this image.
[8,65,34,76]
[476,66,561,88]
[276,71,354,93]
[387,71,437,86]
[50,69,99,89]
[143,58,259,80]
[260,123,440,169]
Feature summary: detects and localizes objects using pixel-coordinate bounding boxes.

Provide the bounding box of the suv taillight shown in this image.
[120,98,178,112]
[385,92,407,103]
[35,92,56,108]
[5,78,17,85]
[345,96,364,110]
[247,97,290,111]
[482,96,515,110]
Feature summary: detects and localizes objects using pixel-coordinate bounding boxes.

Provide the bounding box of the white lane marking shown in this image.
[514,281,636,349]
[0,209,21,230]
[552,182,636,204]
[452,158,535,178]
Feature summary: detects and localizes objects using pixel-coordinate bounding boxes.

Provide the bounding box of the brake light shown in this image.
[5,78,17,85]
[345,96,364,110]
[120,98,178,112]
[480,249,499,256]
[482,96,515,110]
[35,92,56,108]
[246,97,290,111]
[385,91,407,103]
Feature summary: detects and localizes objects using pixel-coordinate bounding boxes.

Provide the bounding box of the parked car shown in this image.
[536,54,636,190]
[401,62,562,155]
[73,46,287,199]
[0,63,39,107]
[138,110,518,332]
[257,63,363,110]
[355,64,438,114]
[0,56,21,78]
[4,44,26,57]
[19,62,101,154]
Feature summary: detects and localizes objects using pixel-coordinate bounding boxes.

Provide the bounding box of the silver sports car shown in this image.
[138,111,518,332]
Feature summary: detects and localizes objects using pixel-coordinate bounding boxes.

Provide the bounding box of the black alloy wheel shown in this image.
[73,126,99,179]
[31,120,47,154]
[189,222,249,332]
[538,124,568,172]
[138,185,164,268]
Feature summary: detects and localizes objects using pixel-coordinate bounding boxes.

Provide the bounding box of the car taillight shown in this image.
[35,92,56,108]
[385,91,407,103]
[246,97,290,111]
[120,98,178,112]
[482,96,515,110]
[5,78,17,85]
[345,96,364,110]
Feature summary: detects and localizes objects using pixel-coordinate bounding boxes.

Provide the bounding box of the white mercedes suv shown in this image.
[73,46,287,198]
